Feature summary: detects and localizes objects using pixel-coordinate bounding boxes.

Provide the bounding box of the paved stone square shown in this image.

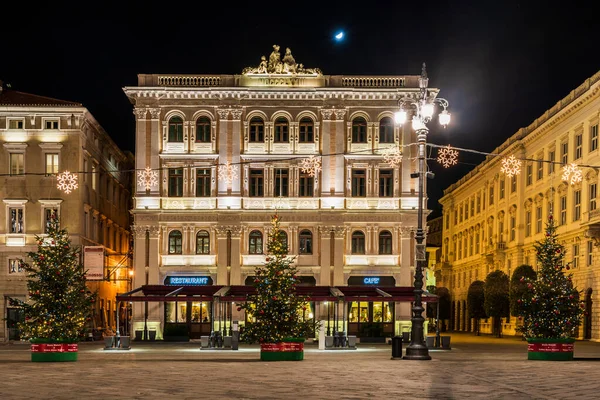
[1,333,600,399]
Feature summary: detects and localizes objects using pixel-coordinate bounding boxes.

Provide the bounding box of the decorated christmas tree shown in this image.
[239,214,314,344]
[12,217,96,341]
[519,215,583,338]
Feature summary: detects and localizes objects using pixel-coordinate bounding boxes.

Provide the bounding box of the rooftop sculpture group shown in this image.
[243,45,322,75]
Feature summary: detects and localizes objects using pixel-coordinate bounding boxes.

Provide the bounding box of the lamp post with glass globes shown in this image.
[395,63,450,360]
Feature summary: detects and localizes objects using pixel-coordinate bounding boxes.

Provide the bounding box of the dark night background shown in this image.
[2,1,598,217]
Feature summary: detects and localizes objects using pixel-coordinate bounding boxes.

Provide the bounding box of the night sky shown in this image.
[2,1,598,216]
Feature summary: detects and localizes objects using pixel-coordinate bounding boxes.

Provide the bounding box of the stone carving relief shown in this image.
[242,45,323,75]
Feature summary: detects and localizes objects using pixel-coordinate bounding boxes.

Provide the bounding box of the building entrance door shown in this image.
[347,301,394,339]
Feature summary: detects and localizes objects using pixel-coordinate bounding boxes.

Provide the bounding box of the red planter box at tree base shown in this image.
[527,338,575,361]
[30,340,78,362]
[260,338,305,361]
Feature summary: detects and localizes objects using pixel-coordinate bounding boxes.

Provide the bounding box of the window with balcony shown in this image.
[351,169,366,197]
[574,189,581,221]
[249,117,264,142]
[299,230,313,254]
[168,230,182,254]
[9,153,24,175]
[249,169,264,197]
[379,169,393,197]
[168,116,183,142]
[274,168,289,197]
[298,172,314,197]
[168,168,183,197]
[299,118,314,143]
[249,230,263,254]
[196,117,211,143]
[378,230,392,254]
[351,117,367,143]
[379,117,394,143]
[590,183,597,212]
[351,231,365,254]
[195,169,211,197]
[575,133,583,160]
[45,153,59,175]
[591,123,599,152]
[196,230,210,254]
[9,208,24,233]
[274,117,289,143]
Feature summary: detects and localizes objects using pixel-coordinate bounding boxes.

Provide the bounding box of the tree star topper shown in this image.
[56,171,78,194]
[562,163,582,185]
[382,147,403,168]
[436,145,458,168]
[501,155,522,178]
[299,155,322,177]
[137,166,159,191]
[218,162,239,184]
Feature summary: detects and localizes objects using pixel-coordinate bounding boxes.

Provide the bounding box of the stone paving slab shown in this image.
[1,334,600,399]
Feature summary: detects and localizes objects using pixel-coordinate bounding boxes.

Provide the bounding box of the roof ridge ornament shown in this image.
[242,44,322,76]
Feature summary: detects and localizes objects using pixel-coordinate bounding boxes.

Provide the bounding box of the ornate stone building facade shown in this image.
[438,70,600,339]
[0,81,133,341]
[123,46,435,339]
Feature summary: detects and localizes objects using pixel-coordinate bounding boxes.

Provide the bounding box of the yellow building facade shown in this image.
[439,70,600,339]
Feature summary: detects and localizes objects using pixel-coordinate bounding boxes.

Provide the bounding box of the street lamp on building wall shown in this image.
[395,63,450,360]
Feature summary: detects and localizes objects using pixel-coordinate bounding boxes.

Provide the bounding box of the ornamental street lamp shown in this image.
[395,63,450,360]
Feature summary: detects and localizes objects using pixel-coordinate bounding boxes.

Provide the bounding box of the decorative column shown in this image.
[134,108,148,195]
[217,108,230,195]
[333,109,347,196]
[230,109,243,196]
[318,225,332,286]
[320,109,334,196]
[148,108,161,196]
[333,226,345,286]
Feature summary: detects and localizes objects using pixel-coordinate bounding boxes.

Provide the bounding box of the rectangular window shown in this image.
[588,240,594,266]
[9,208,24,233]
[44,208,58,233]
[45,120,59,130]
[9,119,24,129]
[379,169,393,197]
[575,133,583,159]
[476,195,481,213]
[168,168,184,197]
[561,142,568,164]
[298,172,314,197]
[499,220,504,243]
[548,150,555,174]
[9,153,24,175]
[469,235,473,256]
[465,203,469,220]
[249,169,264,197]
[537,157,543,180]
[590,183,597,211]
[249,122,264,142]
[536,206,542,234]
[573,244,579,269]
[499,180,505,199]
[195,169,211,197]
[454,210,458,225]
[489,187,494,205]
[274,168,289,197]
[45,153,59,175]
[525,210,531,237]
[92,163,97,190]
[591,123,599,152]
[526,164,533,186]
[510,176,516,193]
[470,199,474,217]
[560,195,567,225]
[8,259,24,274]
[299,120,314,143]
[574,189,581,221]
[510,215,516,241]
[274,123,289,143]
[351,169,366,197]
[475,232,480,254]
[459,206,463,223]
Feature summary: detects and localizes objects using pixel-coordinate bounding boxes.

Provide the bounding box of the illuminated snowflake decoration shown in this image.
[218,162,239,184]
[382,147,403,167]
[56,171,78,194]
[436,145,458,168]
[137,167,159,191]
[300,155,322,177]
[500,155,522,178]
[562,163,582,185]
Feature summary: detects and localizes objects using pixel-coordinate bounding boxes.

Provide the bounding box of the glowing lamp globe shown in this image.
[394,109,407,125]
[439,110,451,127]
[421,103,434,119]
[412,117,426,131]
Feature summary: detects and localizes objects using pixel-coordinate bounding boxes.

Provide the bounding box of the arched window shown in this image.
[168,230,182,254]
[351,231,365,254]
[378,230,392,254]
[249,117,264,142]
[379,117,394,143]
[196,117,211,143]
[196,230,210,254]
[352,117,367,143]
[168,116,183,142]
[249,230,263,254]
[299,117,314,143]
[274,117,289,143]
[299,230,313,254]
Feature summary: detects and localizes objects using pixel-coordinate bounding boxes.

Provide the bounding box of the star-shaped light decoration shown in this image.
[382,147,403,167]
[300,155,322,177]
[218,162,239,184]
[56,171,78,194]
[500,155,522,178]
[436,145,458,168]
[137,167,159,191]
[561,163,582,185]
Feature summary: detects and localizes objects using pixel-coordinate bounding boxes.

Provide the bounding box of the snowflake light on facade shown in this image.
[299,155,322,177]
[500,155,522,178]
[218,162,239,184]
[137,167,159,191]
[436,145,458,168]
[56,171,78,194]
[561,163,582,185]
[382,147,403,167]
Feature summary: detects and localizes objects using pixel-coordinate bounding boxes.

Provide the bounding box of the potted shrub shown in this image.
[11,218,96,362]
[519,216,584,361]
[239,214,315,361]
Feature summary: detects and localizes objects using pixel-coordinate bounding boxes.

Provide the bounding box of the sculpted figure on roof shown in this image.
[242,45,322,75]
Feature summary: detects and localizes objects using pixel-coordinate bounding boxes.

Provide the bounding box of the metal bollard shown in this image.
[391,336,403,359]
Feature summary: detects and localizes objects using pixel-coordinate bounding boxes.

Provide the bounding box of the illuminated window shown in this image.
[379,117,394,143]
[378,230,392,254]
[9,208,24,233]
[536,206,542,234]
[574,189,581,221]
[560,195,567,225]
[575,133,583,160]
[8,259,24,274]
[44,208,58,233]
[168,230,182,254]
[351,231,365,254]
[196,230,210,255]
[249,230,263,254]
[45,153,59,175]
[299,118,314,143]
[9,153,24,175]
[590,183,597,211]
[591,123,599,152]
[274,117,289,143]
[299,230,312,254]
[351,117,367,143]
[249,117,264,142]
[196,117,211,143]
[168,116,184,142]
